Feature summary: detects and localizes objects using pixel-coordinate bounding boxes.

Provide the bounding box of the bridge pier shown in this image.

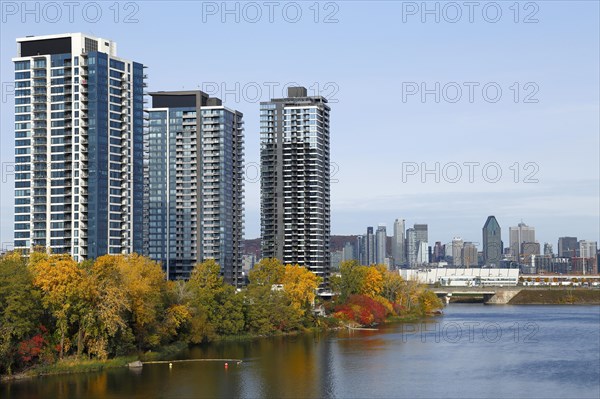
[444,293,452,305]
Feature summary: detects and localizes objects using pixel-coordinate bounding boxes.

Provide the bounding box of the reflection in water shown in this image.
[2,305,599,399]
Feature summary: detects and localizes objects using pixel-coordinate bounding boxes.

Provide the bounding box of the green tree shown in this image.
[0,252,43,374]
[248,258,285,286]
[187,260,244,343]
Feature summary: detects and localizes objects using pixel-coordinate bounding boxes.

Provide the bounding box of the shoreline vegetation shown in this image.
[0,253,442,381]
[508,289,600,305]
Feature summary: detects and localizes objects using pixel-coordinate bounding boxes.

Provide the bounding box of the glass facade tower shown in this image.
[12,33,145,260]
[147,91,244,284]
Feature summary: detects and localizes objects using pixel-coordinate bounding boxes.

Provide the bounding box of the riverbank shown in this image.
[1,313,437,382]
[0,356,138,382]
[508,289,600,305]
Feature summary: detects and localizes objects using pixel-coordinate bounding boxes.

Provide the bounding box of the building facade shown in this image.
[509,222,537,260]
[147,91,244,284]
[558,237,578,257]
[13,33,145,260]
[260,87,331,281]
[392,218,405,267]
[375,224,387,265]
[462,242,478,267]
[482,215,502,266]
[406,228,417,267]
[451,237,464,267]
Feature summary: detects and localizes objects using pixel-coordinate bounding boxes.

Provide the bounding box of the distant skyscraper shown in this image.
[579,240,597,259]
[417,241,428,265]
[509,222,536,260]
[452,237,464,267]
[147,91,244,284]
[366,226,375,265]
[558,237,578,257]
[414,224,428,243]
[330,250,343,271]
[433,241,445,262]
[260,87,331,281]
[342,242,355,262]
[543,243,553,256]
[375,224,387,264]
[462,242,478,268]
[482,216,502,266]
[356,235,366,265]
[521,242,540,258]
[12,33,145,260]
[392,218,405,267]
[406,228,417,267]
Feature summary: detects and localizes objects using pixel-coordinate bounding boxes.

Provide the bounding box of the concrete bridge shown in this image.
[432,287,522,304]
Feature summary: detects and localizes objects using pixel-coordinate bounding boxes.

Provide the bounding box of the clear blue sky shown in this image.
[1,1,598,250]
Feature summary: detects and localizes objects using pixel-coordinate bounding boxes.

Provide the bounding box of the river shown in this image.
[2,305,599,399]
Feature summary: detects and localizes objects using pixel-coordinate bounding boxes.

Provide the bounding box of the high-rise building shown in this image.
[414,224,428,243]
[342,242,355,262]
[509,222,536,260]
[579,240,598,259]
[462,242,478,268]
[416,241,428,265]
[558,237,578,257]
[406,228,417,267]
[392,218,405,267]
[375,224,387,265]
[330,250,343,271]
[356,235,366,265]
[147,91,244,284]
[260,87,331,281]
[521,242,540,258]
[482,216,502,266]
[452,237,464,267]
[12,33,145,260]
[366,226,375,265]
[543,243,553,256]
[433,241,445,262]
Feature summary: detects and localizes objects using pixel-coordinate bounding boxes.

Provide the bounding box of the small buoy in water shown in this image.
[169,363,173,368]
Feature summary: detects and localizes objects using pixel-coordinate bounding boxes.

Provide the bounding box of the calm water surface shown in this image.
[3,305,599,399]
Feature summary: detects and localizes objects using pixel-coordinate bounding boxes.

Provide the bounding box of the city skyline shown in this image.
[1,2,598,249]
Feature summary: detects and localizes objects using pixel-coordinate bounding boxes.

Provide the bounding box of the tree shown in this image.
[361,266,384,298]
[248,258,285,286]
[0,252,43,374]
[114,254,167,349]
[29,254,92,359]
[338,260,365,300]
[282,264,321,310]
[83,256,132,359]
[187,260,244,342]
[382,271,404,304]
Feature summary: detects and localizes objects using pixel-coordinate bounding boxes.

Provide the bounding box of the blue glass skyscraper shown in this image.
[147,91,244,284]
[12,33,145,260]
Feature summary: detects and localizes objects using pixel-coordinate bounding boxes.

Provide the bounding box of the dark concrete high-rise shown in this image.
[260,87,331,281]
[482,216,502,266]
[558,237,578,257]
[147,91,244,284]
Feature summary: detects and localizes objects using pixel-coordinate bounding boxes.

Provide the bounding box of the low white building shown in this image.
[400,268,519,287]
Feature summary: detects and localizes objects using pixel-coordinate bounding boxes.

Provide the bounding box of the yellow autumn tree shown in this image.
[114,254,167,349]
[30,254,92,358]
[360,266,383,298]
[282,264,321,310]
